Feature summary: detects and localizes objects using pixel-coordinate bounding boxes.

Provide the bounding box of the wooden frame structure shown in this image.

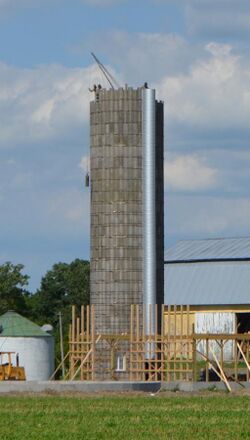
[51,305,250,388]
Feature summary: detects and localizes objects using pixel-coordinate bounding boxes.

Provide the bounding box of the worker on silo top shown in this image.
[89,84,97,93]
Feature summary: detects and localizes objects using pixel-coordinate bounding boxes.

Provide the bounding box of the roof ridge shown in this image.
[176,236,250,243]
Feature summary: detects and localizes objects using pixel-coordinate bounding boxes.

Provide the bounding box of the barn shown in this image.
[164,237,250,359]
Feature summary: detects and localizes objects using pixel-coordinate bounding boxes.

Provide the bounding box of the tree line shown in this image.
[0,259,90,366]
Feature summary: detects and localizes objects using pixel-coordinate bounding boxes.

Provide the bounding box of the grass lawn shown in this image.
[0,393,250,439]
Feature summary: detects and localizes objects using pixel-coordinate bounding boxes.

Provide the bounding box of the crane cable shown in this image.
[91,52,120,89]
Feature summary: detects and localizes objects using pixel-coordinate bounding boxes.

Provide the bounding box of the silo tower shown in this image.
[89,84,164,336]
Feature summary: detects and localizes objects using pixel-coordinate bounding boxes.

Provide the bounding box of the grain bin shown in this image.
[0,311,54,380]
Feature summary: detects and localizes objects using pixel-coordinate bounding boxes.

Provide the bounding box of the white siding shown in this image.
[195,312,235,361]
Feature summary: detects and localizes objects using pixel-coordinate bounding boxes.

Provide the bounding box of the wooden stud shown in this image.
[209,345,231,392]
[91,305,95,380]
[129,304,133,381]
[234,337,238,382]
[173,305,177,381]
[80,306,84,380]
[205,338,209,382]
[237,341,250,374]
[161,304,164,381]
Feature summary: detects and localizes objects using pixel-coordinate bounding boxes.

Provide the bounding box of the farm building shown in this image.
[164,237,250,359]
[0,311,54,380]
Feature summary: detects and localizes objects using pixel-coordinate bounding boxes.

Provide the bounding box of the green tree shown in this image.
[29,259,90,327]
[0,262,30,315]
[29,259,90,373]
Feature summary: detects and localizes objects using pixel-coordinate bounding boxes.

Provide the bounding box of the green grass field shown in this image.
[0,393,250,439]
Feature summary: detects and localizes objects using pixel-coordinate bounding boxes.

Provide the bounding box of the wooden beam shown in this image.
[237,341,250,373]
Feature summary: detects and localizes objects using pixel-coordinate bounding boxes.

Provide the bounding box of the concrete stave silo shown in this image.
[90,86,164,337]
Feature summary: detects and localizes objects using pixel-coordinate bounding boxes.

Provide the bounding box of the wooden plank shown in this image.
[168,305,171,338]
[72,305,76,344]
[167,305,171,382]
[91,305,95,380]
[71,307,76,379]
[129,305,133,381]
[209,345,232,392]
[195,349,226,383]
[80,306,84,380]
[187,305,191,365]
[70,334,101,381]
[247,341,250,382]
[205,338,209,382]
[180,305,183,380]
[234,337,238,383]
[192,332,196,382]
[136,304,140,381]
[86,306,90,379]
[142,304,146,381]
[161,304,164,381]
[194,333,250,340]
[50,352,70,380]
[237,341,250,373]
[173,305,176,381]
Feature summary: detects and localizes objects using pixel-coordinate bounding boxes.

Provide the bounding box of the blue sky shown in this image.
[1,0,250,291]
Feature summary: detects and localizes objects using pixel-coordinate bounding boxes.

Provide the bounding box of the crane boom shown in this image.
[91,52,120,89]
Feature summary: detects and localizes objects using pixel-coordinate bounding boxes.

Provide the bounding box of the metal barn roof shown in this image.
[0,311,51,337]
[165,237,250,261]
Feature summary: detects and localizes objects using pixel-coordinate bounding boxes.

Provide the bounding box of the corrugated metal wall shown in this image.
[195,312,236,361]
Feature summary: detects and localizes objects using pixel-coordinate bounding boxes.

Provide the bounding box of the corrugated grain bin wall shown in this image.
[0,311,54,381]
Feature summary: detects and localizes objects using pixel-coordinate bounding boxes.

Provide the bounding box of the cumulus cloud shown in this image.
[165,154,218,191]
[78,31,204,85]
[157,42,250,141]
[0,62,105,146]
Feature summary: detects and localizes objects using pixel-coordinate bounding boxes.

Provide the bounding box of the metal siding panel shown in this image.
[165,261,250,305]
[142,88,156,335]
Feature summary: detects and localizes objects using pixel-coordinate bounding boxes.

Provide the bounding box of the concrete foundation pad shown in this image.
[161,381,250,392]
[0,381,161,394]
[0,381,249,394]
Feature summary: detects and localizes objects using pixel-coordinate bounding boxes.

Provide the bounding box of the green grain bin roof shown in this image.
[0,311,51,337]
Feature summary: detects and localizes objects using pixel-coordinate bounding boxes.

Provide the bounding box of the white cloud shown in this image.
[165,154,217,191]
[157,43,250,136]
[80,31,203,85]
[0,62,105,146]
[79,156,90,173]
[205,42,232,57]
[167,195,250,236]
